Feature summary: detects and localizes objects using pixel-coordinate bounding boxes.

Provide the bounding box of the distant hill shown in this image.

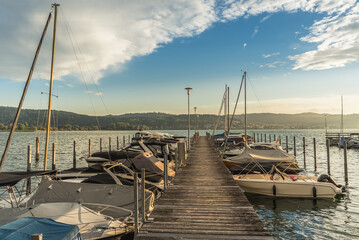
[0,106,358,131]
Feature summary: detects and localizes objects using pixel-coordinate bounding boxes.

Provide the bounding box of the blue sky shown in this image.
[0,0,359,115]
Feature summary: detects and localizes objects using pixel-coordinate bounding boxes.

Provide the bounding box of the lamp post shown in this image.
[194,107,197,134]
[185,87,192,151]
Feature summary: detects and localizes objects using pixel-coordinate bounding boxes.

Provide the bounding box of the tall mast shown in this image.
[244,71,247,144]
[44,3,59,170]
[227,86,230,134]
[0,12,52,172]
[341,95,344,137]
[224,85,227,134]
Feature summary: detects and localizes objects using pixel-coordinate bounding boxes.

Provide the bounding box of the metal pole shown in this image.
[327,139,330,175]
[185,88,192,150]
[286,136,289,153]
[26,145,31,195]
[88,139,91,157]
[141,168,146,224]
[73,140,76,169]
[0,12,52,172]
[44,4,59,171]
[313,138,317,172]
[194,107,197,135]
[134,173,139,235]
[303,137,306,169]
[52,143,56,170]
[344,140,348,185]
[293,136,296,156]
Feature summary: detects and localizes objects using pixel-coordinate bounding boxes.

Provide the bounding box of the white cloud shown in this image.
[263,52,280,58]
[260,15,271,22]
[94,92,102,96]
[243,43,247,48]
[251,26,259,38]
[262,61,285,68]
[0,0,217,83]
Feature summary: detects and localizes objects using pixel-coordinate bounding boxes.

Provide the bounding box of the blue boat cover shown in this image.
[0,217,82,240]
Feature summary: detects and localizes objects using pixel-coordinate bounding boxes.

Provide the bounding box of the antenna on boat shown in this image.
[44,3,60,170]
[0,9,53,172]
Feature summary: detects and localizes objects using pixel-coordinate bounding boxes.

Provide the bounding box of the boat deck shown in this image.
[135,136,272,239]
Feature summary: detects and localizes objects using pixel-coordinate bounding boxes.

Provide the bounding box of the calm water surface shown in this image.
[0,129,358,239]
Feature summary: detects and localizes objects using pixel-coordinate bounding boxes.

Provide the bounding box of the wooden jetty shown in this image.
[136,136,272,239]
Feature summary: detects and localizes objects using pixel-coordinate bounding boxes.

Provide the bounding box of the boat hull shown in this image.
[234,178,341,199]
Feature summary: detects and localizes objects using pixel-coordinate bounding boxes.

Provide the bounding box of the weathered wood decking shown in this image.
[136,136,272,239]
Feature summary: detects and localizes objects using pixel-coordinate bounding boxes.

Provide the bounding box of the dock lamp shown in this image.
[185,87,192,151]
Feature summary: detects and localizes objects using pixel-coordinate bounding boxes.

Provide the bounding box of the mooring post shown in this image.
[123,136,126,147]
[128,135,131,144]
[100,138,103,152]
[134,173,139,235]
[88,139,91,157]
[109,137,111,151]
[326,138,331,175]
[265,134,267,142]
[178,142,186,165]
[279,136,282,145]
[141,168,146,224]
[261,133,263,142]
[52,143,56,171]
[164,151,168,191]
[293,136,296,156]
[257,133,259,143]
[175,148,178,171]
[344,140,348,185]
[269,134,271,142]
[26,145,32,195]
[313,138,317,172]
[274,134,276,141]
[286,136,289,153]
[35,137,40,161]
[73,140,76,169]
[303,137,306,168]
[117,136,119,150]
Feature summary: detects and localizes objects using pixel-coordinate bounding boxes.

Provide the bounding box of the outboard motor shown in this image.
[318,174,345,191]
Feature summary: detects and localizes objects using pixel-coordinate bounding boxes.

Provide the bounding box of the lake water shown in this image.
[0,129,358,239]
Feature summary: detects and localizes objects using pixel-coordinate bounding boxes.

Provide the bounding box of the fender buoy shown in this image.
[273,185,276,196]
[313,186,317,198]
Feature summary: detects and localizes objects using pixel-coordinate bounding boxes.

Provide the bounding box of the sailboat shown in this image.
[0,4,146,238]
[231,71,343,198]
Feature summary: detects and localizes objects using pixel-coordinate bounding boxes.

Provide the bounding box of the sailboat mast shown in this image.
[341,95,344,137]
[44,3,59,170]
[244,71,247,144]
[224,85,227,134]
[0,12,52,172]
[227,86,230,134]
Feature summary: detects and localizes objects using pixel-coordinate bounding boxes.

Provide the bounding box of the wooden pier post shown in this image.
[253,133,256,143]
[164,151,168,191]
[128,135,131,144]
[178,142,186,166]
[344,141,348,185]
[293,136,296,156]
[274,134,276,142]
[257,133,259,143]
[100,138,103,152]
[123,136,126,147]
[261,133,263,142]
[303,137,306,169]
[326,139,331,175]
[313,138,317,171]
[286,136,289,153]
[35,137,40,161]
[279,136,282,145]
[175,148,179,171]
[269,134,271,142]
[26,145,31,195]
[264,134,267,142]
[109,137,111,151]
[141,168,146,224]
[73,140,76,169]
[134,173,139,235]
[88,139,91,157]
[52,143,56,171]
[117,136,119,150]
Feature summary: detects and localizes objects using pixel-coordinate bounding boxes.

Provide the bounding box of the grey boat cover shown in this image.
[0,170,55,187]
[227,144,296,163]
[27,179,154,218]
[0,202,127,239]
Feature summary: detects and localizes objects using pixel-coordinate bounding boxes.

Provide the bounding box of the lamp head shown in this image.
[185,87,192,95]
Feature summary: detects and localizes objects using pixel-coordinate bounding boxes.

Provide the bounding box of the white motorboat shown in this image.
[347,137,359,148]
[234,171,343,199]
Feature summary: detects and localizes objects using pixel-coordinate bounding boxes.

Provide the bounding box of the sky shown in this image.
[0,0,359,116]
